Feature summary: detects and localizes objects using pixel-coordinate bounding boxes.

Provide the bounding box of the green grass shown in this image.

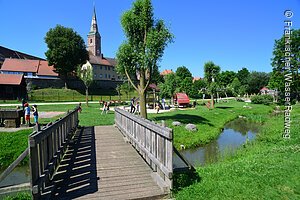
[149,101,274,149]
[0,129,32,169]
[2,192,31,200]
[174,104,300,200]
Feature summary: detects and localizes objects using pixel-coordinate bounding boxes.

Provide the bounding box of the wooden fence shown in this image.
[28,107,79,199]
[114,108,173,191]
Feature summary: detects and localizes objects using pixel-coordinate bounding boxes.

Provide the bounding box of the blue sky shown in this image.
[0,0,299,78]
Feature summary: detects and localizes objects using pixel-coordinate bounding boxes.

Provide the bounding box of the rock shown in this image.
[172,121,182,126]
[185,123,197,132]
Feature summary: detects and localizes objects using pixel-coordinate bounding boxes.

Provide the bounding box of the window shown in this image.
[117,76,120,80]
[112,75,115,78]
[94,74,97,78]
[100,74,103,78]
[108,67,110,71]
[105,74,107,78]
[100,66,102,70]
[105,66,107,70]
[90,39,92,44]
[108,74,111,79]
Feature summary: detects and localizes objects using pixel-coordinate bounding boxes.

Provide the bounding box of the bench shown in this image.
[0,109,23,128]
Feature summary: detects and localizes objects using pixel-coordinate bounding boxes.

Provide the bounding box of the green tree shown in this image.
[204,61,221,108]
[247,71,270,94]
[175,66,192,80]
[230,77,241,96]
[45,25,89,88]
[77,61,93,106]
[159,73,177,99]
[116,0,173,118]
[236,67,250,86]
[218,70,236,87]
[271,29,300,100]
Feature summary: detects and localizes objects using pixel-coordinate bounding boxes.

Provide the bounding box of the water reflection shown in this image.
[174,118,260,168]
[0,165,30,187]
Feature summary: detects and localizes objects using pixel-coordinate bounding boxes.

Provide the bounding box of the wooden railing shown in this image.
[114,108,173,191]
[28,107,79,199]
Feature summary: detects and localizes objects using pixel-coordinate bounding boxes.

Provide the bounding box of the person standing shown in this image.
[106,102,110,114]
[32,104,39,125]
[162,98,166,110]
[135,101,140,115]
[24,103,31,126]
[130,97,136,113]
[101,101,107,115]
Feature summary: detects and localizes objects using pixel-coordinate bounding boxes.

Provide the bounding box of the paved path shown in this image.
[51,126,167,200]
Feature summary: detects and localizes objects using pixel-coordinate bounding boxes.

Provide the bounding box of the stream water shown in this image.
[174,118,261,168]
[0,165,30,188]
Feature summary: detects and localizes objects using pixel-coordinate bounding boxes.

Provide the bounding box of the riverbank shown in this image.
[149,101,273,149]
[175,103,300,199]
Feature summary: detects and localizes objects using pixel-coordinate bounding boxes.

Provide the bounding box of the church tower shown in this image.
[87,7,101,56]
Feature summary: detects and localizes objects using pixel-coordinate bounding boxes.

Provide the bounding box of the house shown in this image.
[86,7,122,89]
[193,77,202,82]
[0,58,63,89]
[1,58,58,79]
[260,87,277,96]
[0,74,27,100]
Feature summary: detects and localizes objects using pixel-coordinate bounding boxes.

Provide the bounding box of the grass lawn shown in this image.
[174,104,300,199]
[149,101,274,149]
[0,129,32,169]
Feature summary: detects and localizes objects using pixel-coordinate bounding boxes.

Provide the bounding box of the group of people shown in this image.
[101,101,111,114]
[22,99,39,126]
[130,97,140,114]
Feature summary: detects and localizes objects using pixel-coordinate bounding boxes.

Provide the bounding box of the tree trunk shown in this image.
[63,73,68,89]
[86,87,89,107]
[211,94,214,109]
[139,70,147,119]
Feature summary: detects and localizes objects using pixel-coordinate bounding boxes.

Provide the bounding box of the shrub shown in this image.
[251,95,273,105]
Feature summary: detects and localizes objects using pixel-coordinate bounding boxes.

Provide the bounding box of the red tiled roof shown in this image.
[1,58,39,72]
[175,93,190,105]
[260,87,269,91]
[89,55,116,66]
[160,69,173,76]
[193,77,201,82]
[1,58,58,77]
[0,74,23,85]
[37,60,58,76]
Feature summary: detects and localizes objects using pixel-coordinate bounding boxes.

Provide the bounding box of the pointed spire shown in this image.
[90,5,98,33]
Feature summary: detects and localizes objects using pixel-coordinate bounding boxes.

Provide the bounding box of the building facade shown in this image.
[87,7,122,85]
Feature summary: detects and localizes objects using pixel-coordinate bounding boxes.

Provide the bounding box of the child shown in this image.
[24,103,30,125]
[32,104,39,125]
[101,101,107,115]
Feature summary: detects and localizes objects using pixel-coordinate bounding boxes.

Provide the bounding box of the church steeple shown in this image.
[87,6,101,56]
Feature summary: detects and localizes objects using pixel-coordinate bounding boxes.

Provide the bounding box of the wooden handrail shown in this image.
[114,108,173,190]
[28,107,79,200]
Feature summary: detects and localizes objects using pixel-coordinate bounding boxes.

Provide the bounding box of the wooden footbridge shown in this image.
[0,107,194,199]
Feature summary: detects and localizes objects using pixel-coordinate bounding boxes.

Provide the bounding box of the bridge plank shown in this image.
[50,125,167,200]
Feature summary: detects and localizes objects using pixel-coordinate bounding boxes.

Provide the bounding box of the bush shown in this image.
[251,95,273,105]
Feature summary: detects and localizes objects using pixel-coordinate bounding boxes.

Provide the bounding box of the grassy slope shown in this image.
[0,129,32,169]
[149,101,273,149]
[175,104,300,200]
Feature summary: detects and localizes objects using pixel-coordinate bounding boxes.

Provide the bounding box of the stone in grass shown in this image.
[185,123,197,132]
[172,121,182,126]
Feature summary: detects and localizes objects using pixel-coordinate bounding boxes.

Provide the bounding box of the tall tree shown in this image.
[158,73,177,99]
[271,29,300,100]
[116,0,173,118]
[77,61,93,107]
[45,25,89,88]
[247,71,270,94]
[236,67,250,86]
[176,66,192,80]
[204,61,221,108]
[218,70,236,87]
